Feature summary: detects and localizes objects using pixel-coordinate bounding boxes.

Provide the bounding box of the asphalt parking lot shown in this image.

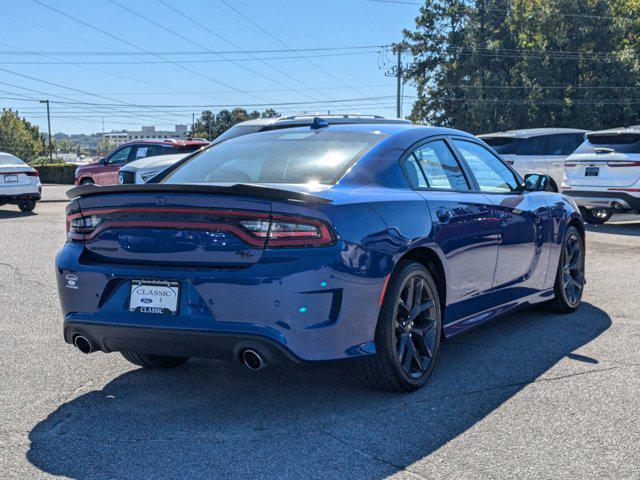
[1,191,638,479]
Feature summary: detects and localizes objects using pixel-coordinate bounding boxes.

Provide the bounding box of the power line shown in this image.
[32,0,268,102]
[0,45,387,56]
[154,0,332,103]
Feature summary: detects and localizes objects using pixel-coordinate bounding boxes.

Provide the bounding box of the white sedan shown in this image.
[0,152,41,212]
[117,153,188,184]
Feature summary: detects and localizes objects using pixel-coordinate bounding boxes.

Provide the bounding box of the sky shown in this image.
[0,0,421,135]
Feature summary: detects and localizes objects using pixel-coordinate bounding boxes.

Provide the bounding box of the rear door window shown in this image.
[482,137,523,155]
[547,134,584,155]
[518,136,548,155]
[134,146,149,159]
[408,140,470,191]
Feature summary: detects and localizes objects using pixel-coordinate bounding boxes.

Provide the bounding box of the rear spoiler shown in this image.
[66,183,332,204]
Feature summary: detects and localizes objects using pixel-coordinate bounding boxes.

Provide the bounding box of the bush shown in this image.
[34,164,76,184]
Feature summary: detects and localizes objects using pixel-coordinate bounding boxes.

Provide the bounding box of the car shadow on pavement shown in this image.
[584,220,640,237]
[0,209,35,219]
[27,303,610,479]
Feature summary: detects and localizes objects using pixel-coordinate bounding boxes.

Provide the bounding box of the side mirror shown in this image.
[99,157,107,165]
[524,173,557,192]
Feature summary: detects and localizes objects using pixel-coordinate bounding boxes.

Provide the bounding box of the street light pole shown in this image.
[39,99,53,163]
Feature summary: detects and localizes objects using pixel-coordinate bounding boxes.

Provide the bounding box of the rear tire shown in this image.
[547,226,585,313]
[121,351,189,369]
[361,261,442,393]
[18,200,36,213]
[80,178,94,185]
[580,207,612,225]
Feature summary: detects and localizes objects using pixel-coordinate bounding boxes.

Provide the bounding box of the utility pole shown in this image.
[39,99,52,162]
[191,112,195,136]
[396,45,402,119]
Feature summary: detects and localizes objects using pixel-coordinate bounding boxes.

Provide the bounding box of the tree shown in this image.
[0,109,46,162]
[190,108,280,140]
[403,0,640,133]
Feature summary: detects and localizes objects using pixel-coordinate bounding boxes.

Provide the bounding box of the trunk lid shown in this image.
[565,152,640,187]
[67,184,331,268]
[0,166,36,188]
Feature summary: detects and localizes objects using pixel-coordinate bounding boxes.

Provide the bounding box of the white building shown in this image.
[104,125,188,148]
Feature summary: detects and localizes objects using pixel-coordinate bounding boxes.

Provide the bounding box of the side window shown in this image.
[453,140,520,193]
[108,146,132,164]
[149,145,174,157]
[404,156,429,188]
[411,140,470,190]
[134,146,149,159]
[518,136,547,155]
[547,134,584,156]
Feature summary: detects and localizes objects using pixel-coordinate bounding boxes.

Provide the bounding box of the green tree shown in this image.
[0,109,46,162]
[403,0,640,133]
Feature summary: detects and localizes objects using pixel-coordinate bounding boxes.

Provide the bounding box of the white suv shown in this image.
[0,152,41,212]
[564,126,640,224]
[479,128,587,191]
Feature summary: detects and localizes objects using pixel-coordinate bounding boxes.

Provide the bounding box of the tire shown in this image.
[18,200,36,213]
[80,178,94,185]
[121,351,189,369]
[361,261,442,393]
[580,207,612,225]
[547,226,585,313]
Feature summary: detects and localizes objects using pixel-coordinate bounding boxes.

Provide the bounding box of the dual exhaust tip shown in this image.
[73,335,268,371]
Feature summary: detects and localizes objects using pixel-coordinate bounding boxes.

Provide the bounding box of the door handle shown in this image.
[436,208,451,223]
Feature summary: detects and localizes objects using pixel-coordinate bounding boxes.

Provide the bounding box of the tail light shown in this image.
[606,161,640,168]
[565,162,577,167]
[240,215,334,247]
[66,209,335,247]
[25,170,39,177]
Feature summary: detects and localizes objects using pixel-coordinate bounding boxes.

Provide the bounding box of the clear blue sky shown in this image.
[0,0,420,134]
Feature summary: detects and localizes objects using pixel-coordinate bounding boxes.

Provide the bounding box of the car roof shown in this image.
[225,122,475,140]
[478,127,588,139]
[234,114,412,128]
[121,138,209,147]
[586,125,640,136]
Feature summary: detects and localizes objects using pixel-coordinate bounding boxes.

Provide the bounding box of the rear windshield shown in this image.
[161,130,387,185]
[482,137,523,154]
[176,145,206,153]
[577,133,640,154]
[213,125,265,142]
[0,153,26,166]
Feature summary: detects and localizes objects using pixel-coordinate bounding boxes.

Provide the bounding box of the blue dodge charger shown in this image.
[56,122,585,392]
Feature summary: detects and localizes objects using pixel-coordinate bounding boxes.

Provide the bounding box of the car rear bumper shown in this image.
[64,320,301,365]
[56,242,384,362]
[564,189,640,212]
[0,184,41,204]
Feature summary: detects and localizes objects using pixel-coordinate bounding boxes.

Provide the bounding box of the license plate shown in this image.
[585,167,599,177]
[129,280,180,315]
[3,174,18,182]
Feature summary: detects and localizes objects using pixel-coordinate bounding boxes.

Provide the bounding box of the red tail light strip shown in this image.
[607,188,640,192]
[67,207,335,248]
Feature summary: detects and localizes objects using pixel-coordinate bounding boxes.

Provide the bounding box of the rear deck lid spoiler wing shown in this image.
[66,183,332,204]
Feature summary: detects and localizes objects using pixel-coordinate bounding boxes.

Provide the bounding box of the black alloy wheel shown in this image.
[362,261,442,392]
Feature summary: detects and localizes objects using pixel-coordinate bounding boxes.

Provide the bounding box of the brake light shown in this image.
[25,170,39,177]
[240,215,335,247]
[606,161,640,167]
[565,162,577,167]
[608,187,640,192]
[66,208,335,247]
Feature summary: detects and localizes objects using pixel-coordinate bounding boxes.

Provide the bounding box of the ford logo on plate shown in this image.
[140,298,153,304]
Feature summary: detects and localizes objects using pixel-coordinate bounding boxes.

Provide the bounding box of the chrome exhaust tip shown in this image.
[241,349,267,371]
[73,335,94,354]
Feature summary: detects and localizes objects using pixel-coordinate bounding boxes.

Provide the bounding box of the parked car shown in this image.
[57,123,584,393]
[564,126,640,224]
[74,138,209,186]
[479,128,587,190]
[0,152,41,213]
[117,115,412,184]
[118,153,188,185]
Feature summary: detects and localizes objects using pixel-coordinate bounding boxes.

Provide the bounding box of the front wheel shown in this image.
[580,207,612,225]
[121,351,189,369]
[18,200,36,213]
[548,226,585,313]
[361,261,442,392]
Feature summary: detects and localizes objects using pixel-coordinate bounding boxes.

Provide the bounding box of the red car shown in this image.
[74,139,209,186]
